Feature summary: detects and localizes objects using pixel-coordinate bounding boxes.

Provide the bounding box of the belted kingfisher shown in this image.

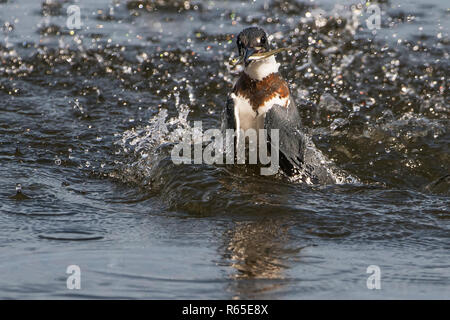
[223,27,349,184]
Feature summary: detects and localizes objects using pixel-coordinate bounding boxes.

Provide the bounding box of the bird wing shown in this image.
[264,97,342,184]
[223,94,356,184]
[221,95,236,131]
[264,96,306,176]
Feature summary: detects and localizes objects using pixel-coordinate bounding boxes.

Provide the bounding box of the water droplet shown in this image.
[10,183,30,200]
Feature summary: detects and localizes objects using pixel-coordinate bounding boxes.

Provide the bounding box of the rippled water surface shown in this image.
[0,0,449,299]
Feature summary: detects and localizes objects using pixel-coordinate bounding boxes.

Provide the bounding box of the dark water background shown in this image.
[0,0,448,299]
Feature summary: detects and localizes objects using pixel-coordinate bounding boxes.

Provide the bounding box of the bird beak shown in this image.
[244,48,257,66]
[230,47,296,67]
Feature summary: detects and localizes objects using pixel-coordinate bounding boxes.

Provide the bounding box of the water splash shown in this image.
[113,104,193,186]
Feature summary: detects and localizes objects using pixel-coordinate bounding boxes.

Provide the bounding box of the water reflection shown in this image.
[221,218,303,299]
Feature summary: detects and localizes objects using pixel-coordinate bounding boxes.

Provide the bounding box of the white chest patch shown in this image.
[231,93,290,132]
[244,56,280,81]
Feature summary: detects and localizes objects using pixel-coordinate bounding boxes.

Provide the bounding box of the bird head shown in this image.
[236,27,270,67]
